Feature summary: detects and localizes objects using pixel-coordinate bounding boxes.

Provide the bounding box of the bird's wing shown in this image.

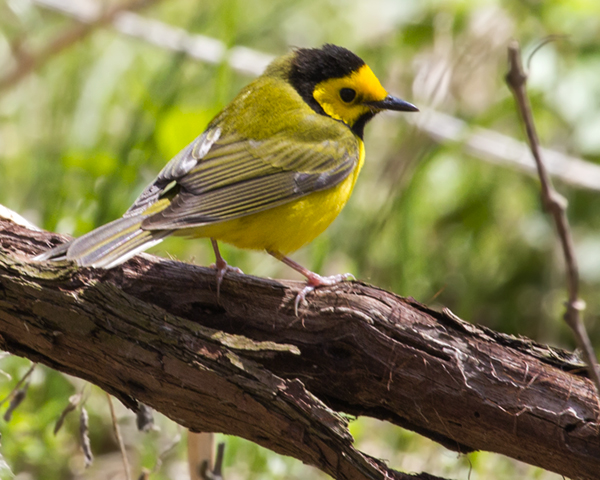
[124,127,222,218]
[136,119,359,229]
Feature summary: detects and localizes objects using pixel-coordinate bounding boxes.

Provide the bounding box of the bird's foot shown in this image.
[209,258,243,299]
[295,272,355,316]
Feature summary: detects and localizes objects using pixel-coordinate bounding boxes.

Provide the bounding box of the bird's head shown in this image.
[287,44,418,138]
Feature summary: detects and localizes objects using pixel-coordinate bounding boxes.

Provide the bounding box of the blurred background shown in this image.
[1,0,599,478]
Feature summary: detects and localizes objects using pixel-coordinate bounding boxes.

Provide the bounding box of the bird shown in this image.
[36,44,418,314]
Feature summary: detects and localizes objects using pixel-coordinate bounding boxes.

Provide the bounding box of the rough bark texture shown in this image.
[0,215,599,480]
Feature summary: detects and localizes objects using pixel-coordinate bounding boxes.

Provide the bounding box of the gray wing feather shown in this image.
[124,127,221,217]
[141,158,354,228]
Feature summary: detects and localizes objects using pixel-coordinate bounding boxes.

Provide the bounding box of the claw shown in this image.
[294,272,354,316]
[210,238,242,299]
[294,285,315,317]
[266,250,355,316]
[209,259,243,299]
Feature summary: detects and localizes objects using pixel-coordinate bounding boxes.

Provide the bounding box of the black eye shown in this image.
[339,88,356,103]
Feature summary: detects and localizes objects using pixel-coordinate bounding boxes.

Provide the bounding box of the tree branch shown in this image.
[0,212,599,479]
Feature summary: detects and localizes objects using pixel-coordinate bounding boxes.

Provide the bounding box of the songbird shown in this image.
[36,44,418,313]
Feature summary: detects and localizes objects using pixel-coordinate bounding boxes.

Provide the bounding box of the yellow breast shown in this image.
[179,140,365,254]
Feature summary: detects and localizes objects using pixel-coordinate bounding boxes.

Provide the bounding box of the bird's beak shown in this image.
[364,95,418,112]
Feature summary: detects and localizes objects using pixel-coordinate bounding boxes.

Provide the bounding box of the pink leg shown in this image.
[268,250,354,315]
[210,239,243,298]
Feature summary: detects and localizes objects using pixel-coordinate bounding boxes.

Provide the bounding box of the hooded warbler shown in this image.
[37,44,418,313]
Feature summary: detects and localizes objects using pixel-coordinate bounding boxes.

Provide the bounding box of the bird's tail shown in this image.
[35,216,172,268]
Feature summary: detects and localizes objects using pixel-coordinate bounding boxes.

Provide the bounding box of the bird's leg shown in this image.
[267,250,354,316]
[209,238,243,298]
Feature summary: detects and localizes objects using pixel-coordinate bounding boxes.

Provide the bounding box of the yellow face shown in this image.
[312,64,389,128]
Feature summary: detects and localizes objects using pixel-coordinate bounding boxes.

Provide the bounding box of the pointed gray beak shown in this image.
[365,95,418,112]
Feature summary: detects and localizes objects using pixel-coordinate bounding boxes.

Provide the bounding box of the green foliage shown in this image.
[0,0,598,478]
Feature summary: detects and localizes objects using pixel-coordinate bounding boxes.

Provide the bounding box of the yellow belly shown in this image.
[178,141,365,254]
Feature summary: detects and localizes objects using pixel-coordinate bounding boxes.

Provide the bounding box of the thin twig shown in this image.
[526,35,570,72]
[213,442,225,478]
[54,391,83,434]
[54,384,88,435]
[0,362,36,408]
[107,393,132,480]
[200,442,226,480]
[0,0,159,92]
[505,40,600,397]
[80,407,93,468]
[3,382,28,422]
[149,431,182,476]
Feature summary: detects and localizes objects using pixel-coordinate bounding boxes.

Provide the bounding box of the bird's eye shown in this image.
[339,88,356,103]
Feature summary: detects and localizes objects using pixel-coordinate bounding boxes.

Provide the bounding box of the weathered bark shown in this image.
[0,213,598,480]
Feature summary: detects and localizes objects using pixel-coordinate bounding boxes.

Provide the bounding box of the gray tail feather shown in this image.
[35,241,71,262]
[34,216,173,269]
